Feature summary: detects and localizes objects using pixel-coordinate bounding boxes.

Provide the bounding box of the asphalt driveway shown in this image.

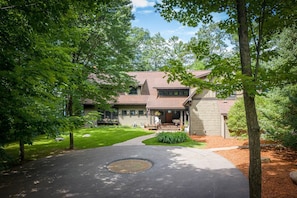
[0,146,249,198]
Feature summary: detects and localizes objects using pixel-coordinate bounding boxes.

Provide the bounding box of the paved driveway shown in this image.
[0,146,249,198]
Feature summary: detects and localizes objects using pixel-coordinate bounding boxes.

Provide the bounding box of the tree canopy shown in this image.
[0,0,135,160]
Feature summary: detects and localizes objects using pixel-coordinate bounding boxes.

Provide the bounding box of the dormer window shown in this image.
[129,87,138,95]
[158,89,189,96]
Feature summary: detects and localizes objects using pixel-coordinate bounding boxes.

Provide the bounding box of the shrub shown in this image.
[227,98,247,135]
[157,132,189,144]
[227,96,268,136]
[281,131,297,150]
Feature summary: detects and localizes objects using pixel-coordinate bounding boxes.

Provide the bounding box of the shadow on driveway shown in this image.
[0,146,249,198]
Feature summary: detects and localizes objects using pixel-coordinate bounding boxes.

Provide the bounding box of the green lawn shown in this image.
[2,126,153,165]
[143,136,206,148]
[1,127,205,170]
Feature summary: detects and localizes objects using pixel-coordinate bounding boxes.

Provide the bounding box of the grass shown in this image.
[1,127,206,170]
[2,126,153,166]
[143,136,206,148]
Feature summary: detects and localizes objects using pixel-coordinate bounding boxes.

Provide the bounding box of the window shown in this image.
[158,89,189,96]
[105,111,111,118]
[130,110,135,116]
[129,87,138,95]
[112,110,118,117]
[138,110,144,115]
[122,110,127,115]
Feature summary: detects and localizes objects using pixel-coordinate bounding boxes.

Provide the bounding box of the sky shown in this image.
[131,0,199,42]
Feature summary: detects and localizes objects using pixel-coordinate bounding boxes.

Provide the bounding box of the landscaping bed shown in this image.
[190,135,297,198]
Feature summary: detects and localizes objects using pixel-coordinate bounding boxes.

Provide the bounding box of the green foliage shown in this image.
[228,85,297,150]
[267,26,297,86]
[157,132,189,144]
[0,0,136,158]
[259,85,297,142]
[227,96,269,136]
[83,111,101,128]
[156,0,297,98]
[281,132,297,150]
[129,28,199,71]
[227,98,247,135]
[143,136,205,148]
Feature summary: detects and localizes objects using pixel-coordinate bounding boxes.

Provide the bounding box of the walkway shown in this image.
[113,134,156,146]
[113,133,241,151]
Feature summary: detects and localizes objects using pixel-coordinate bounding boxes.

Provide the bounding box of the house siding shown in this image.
[117,105,148,127]
[190,90,221,136]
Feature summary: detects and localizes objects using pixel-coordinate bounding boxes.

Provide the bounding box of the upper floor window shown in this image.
[129,87,138,95]
[158,89,189,97]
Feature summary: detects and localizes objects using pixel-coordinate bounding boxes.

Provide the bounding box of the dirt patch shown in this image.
[190,135,297,198]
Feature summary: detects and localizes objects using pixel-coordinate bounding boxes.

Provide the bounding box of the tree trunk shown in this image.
[236,0,262,198]
[69,132,74,150]
[19,138,25,162]
[67,94,74,150]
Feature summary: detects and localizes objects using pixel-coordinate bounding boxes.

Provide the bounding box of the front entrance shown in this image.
[165,112,173,123]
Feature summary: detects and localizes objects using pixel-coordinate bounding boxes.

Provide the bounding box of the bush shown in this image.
[281,131,297,150]
[227,96,268,136]
[157,132,189,144]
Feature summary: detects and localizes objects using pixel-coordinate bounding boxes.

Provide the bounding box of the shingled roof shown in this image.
[217,100,236,116]
[115,71,210,109]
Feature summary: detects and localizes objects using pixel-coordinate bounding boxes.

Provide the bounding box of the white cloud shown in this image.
[131,0,155,11]
[138,9,154,14]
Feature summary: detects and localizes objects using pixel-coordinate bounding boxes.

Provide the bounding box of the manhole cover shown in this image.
[107,158,153,174]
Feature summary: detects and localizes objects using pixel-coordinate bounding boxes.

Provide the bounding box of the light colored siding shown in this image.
[117,106,149,127]
[190,98,221,136]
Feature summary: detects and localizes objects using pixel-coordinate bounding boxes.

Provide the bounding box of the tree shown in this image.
[0,0,80,161]
[156,1,297,197]
[63,0,135,149]
[129,27,152,71]
[137,32,171,71]
[0,0,136,160]
[129,28,195,71]
[259,26,297,148]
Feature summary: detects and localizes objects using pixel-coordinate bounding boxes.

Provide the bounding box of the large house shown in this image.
[84,71,236,138]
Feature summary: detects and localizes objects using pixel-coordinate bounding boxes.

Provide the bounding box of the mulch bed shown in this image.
[190,135,297,198]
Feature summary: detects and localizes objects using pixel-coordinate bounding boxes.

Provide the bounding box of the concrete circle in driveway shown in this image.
[0,146,249,198]
[107,158,153,174]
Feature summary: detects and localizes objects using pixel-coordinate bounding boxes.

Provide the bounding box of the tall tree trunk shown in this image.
[236,0,262,198]
[19,138,25,162]
[67,94,74,150]
[69,132,74,150]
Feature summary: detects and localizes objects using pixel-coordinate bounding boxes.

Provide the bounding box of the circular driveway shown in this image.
[0,146,249,198]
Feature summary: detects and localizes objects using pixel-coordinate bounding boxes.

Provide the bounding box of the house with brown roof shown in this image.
[85,71,237,137]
